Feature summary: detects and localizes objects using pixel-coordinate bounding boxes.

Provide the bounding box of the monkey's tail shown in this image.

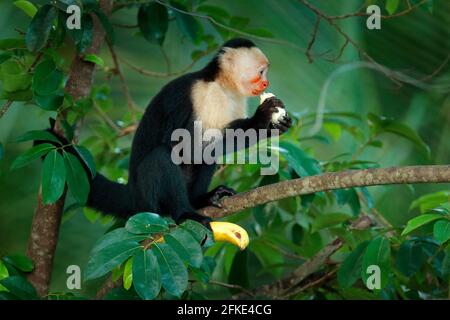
[87,173,134,219]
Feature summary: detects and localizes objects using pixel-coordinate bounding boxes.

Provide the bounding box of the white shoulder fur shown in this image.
[191,80,247,131]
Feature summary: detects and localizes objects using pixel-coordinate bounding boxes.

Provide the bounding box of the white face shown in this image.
[219,47,270,96]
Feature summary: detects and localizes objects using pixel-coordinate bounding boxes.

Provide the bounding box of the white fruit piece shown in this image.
[259,92,275,104]
[272,107,287,124]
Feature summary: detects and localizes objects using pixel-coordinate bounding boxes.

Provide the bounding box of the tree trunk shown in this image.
[26,0,113,297]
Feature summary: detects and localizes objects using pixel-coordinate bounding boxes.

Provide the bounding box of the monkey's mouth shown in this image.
[252,88,266,96]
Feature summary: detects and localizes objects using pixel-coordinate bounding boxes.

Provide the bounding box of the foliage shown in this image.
[0,0,448,301]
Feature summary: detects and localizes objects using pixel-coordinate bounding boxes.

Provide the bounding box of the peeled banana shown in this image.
[210,221,249,250]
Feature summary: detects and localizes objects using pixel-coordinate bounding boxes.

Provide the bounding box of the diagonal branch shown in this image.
[200,165,450,218]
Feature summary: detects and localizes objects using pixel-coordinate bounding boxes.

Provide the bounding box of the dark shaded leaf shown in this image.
[0,276,37,299]
[396,240,427,277]
[361,237,391,289]
[63,152,90,205]
[153,243,188,297]
[42,150,66,204]
[338,241,369,288]
[2,255,34,272]
[125,212,169,235]
[164,228,203,268]
[16,130,61,145]
[132,249,161,300]
[74,145,96,178]
[138,3,168,45]
[11,143,55,169]
[85,240,141,280]
[25,4,57,52]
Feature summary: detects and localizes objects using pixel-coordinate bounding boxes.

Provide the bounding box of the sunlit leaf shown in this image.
[14,1,38,18]
[401,214,444,236]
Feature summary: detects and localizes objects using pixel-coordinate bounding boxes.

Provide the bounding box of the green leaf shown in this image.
[0,38,25,50]
[395,240,427,277]
[0,60,32,93]
[125,212,169,235]
[311,212,352,232]
[410,191,450,213]
[132,250,161,300]
[2,255,34,273]
[0,276,37,299]
[63,152,90,205]
[171,2,203,45]
[228,250,249,290]
[93,9,115,44]
[442,247,450,276]
[85,240,141,280]
[25,4,58,52]
[244,28,274,38]
[385,0,400,14]
[34,92,64,110]
[138,3,169,45]
[0,262,8,292]
[361,237,391,289]
[164,228,203,268]
[152,243,188,297]
[92,228,148,254]
[32,60,64,95]
[280,141,321,177]
[83,54,104,67]
[0,52,12,65]
[16,130,61,145]
[433,220,450,244]
[42,150,66,204]
[74,145,96,178]
[337,241,369,288]
[369,113,430,159]
[401,214,445,236]
[0,143,3,161]
[77,14,93,53]
[11,143,55,169]
[123,257,133,290]
[197,5,230,20]
[180,219,214,247]
[14,1,38,18]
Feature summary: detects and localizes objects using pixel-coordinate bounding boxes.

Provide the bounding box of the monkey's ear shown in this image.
[48,117,56,130]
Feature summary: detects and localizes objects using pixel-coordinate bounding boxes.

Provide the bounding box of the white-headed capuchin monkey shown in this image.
[83,38,292,227]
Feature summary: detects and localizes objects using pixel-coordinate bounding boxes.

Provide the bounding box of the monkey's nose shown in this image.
[261,80,269,89]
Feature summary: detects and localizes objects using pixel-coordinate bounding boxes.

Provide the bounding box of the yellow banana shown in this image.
[210,221,249,250]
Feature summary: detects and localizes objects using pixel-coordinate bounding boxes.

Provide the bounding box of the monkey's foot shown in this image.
[207,185,237,208]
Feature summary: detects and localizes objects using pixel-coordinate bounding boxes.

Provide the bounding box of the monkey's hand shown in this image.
[253,97,291,134]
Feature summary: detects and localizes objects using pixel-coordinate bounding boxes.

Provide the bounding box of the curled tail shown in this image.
[87,173,134,219]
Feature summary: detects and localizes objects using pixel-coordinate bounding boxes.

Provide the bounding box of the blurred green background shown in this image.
[0,0,449,294]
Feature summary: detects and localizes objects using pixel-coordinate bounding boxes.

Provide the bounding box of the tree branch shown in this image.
[200,165,450,218]
[26,0,113,297]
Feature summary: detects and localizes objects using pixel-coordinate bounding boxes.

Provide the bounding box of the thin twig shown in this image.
[280,268,337,299]
[0,100,13,119]
[420,54,450,82]
[306,15,321,63]
[92,102,122,133]
[209,280,255,297]
[107,42,140,120]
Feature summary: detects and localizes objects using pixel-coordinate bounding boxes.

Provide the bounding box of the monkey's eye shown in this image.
[259,69,264,76]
